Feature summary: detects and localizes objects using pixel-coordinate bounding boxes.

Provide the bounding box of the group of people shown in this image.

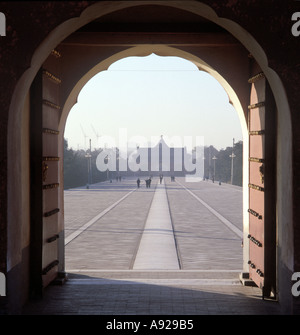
[145,178,152,188]
[136,174,167,188]
[136,174,178,188]
[136,177,152,188]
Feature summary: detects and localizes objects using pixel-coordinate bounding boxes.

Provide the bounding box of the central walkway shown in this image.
[132,180,180,270]
[22,177,280,315]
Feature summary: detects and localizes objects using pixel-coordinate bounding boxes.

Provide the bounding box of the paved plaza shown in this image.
[23,177,280,315]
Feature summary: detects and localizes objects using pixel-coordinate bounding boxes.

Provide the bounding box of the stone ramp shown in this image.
[67,269,241,280]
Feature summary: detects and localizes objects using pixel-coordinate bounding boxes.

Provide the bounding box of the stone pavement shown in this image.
[22,177,281,315]
[23,271,280,315]
[65,179,155,270]
[165,178,243,270]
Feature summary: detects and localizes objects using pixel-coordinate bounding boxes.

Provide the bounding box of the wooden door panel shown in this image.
[249,161,264,189]
[248,72,266,291]
[248,72,277,298]
[249,107,265,131]
[250,77,265,105]
[43,133,58,157]
[43,160,59,185]
[43,188,59,213]
[249,187,264,218]
[249,135,265,159]
[40,50,61,287]
[42,76,60,101]
[42,105,60,129]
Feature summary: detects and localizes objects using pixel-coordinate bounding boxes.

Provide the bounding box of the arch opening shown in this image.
[5,1,292,311]
[62,54,245,273]
[60,45,249,267]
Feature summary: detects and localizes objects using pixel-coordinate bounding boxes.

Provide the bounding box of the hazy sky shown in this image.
[64,54,242,151]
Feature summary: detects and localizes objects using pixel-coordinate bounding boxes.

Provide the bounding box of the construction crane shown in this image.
[80,124,88,150]
[91,124,100,149]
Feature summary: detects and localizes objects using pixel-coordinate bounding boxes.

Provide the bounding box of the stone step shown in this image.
[66,269,242,280]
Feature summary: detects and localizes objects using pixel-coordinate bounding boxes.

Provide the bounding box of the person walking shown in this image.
[145,178,150,188]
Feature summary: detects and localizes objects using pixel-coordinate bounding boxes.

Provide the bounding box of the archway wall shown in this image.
[59,43,250,131]
[59,42,251,118]
[58,42,251,275]
[53,1,294,307]
[1,1,296,313]
[57,2,294,313]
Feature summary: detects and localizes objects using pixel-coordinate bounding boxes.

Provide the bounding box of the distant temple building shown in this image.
[127,136,194,177]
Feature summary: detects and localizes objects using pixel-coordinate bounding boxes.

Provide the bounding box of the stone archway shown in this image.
[6,1,292,312]
[58,44,250,274]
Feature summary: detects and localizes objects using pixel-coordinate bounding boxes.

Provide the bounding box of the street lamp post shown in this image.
[85,139,92,188]
[230,138,236,185]
[104,154,112,181]
[212,156,217,183]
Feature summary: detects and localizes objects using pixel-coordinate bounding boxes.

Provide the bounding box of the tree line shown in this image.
[63,139,107,189]
[63,138,243,189]
[203,141,243,186]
